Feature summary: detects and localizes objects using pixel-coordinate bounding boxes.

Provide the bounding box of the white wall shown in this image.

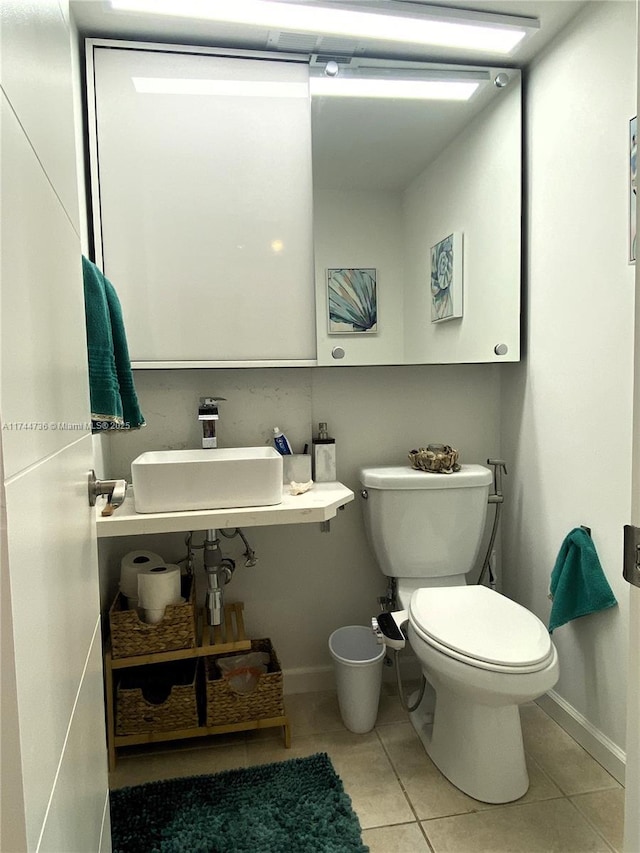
[314,189,405,365]
[502,0,636,773]
[1,1,110,849]
[403,76,521,364]
[103,364,501,689]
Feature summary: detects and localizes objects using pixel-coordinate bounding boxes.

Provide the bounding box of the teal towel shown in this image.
[548,528,617,633]
[82,256,145,430]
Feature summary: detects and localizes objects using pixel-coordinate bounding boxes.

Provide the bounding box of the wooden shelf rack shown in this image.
[104,602,291,771]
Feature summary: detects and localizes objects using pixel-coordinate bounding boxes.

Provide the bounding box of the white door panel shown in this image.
[0,0,80,231]
[1,96,91,480]
[1,4,108,851]
[37,624,110,853]
[5,436,104,850]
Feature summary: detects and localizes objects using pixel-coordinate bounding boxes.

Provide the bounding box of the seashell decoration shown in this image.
[408,444,461,474]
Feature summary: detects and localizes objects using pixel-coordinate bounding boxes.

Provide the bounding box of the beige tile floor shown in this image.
[110,686,625,853]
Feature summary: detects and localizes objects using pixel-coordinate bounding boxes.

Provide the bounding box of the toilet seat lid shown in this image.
[409,586,552,668]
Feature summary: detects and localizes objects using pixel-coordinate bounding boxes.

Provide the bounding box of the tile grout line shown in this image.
[373,726,437,852]
[519,748,577,805]
[523,747,623,799]
[565,795,620,853]
[520,707,623,794]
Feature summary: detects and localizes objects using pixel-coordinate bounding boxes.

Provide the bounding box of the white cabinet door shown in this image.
[90,44,316,365]
[310,61,521,367]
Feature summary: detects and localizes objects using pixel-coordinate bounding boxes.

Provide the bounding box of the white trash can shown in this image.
[328,625,385,734]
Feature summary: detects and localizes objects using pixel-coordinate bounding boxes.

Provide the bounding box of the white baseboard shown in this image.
[283,652,421,695]
[283,666,336,694]
[536,690,626,785]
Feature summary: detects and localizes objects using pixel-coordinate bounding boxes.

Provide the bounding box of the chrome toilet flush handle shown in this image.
[88,470,128,516]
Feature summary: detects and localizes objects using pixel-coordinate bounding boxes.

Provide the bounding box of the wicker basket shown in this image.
[204,638,284,726]
[116,660,199,735]
[109,574,196,659]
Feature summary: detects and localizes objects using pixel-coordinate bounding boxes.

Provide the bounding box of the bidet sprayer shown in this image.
[487,459,507,504]
[478,460,508,587]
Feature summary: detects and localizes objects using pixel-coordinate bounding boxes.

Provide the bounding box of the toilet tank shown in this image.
[359,464,492,579]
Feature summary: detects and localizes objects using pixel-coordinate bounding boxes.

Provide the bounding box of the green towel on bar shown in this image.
[82,256,145,430]
[548,528,617,633]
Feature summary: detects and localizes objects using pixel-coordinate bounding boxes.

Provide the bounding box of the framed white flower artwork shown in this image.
[431,232,463,323]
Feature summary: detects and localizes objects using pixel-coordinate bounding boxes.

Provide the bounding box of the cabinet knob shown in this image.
[494,343,508,356]
[331,346,345,360]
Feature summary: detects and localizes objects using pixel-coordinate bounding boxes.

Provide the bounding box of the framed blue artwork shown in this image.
[327,268,378,334]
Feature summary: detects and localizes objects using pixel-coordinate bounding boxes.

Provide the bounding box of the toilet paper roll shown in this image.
[145,598,186,623]
[137,563,182,624]
[120,550,164,602]
[143,608,166,625]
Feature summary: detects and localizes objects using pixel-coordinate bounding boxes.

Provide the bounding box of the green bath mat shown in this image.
[110,752,368,853]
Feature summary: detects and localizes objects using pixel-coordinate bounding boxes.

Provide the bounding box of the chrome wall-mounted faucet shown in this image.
[198,396,226,448]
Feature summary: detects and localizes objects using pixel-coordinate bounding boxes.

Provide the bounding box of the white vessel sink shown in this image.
[131,447,283,513]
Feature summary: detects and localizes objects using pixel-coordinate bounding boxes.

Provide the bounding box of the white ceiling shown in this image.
[71,1,588,67]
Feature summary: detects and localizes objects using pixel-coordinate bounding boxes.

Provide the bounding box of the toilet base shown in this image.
[410,678,529,804]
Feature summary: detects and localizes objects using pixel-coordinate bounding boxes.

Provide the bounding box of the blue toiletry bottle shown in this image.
[273,426,293,455]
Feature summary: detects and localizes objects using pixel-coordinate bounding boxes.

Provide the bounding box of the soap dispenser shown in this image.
[312,422,336,482]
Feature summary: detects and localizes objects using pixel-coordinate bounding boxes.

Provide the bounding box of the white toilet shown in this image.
[360,463,559,804]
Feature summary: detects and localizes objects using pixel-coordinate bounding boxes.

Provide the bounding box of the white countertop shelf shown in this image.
[96,482,355,538]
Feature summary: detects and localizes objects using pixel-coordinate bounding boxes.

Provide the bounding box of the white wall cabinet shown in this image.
[310,61,522,366]
[88,42,521,368]
[88,42,316,367]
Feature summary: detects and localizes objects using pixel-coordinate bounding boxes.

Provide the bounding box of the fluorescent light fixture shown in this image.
[132,77,308,97]
[309,66,488,101]
[109,0,539,55]
[309,77,479,101]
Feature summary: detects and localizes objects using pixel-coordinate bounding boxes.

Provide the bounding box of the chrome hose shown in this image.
[394,649,427,713]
